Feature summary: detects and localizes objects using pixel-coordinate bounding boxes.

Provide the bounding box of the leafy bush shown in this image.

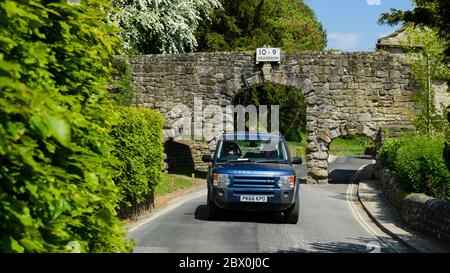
[0,0,133,252]
[111,57,134,106]
[445,141,450,171]
[378,136,406,170]
[380,134,450,200]
[111,107,164,216]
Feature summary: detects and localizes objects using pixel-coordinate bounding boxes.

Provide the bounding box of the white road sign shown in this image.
[256,48,281,63]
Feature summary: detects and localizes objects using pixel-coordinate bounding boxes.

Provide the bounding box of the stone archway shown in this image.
[227,63,324,183]
[129,51,424,183]
[309,125,379,184]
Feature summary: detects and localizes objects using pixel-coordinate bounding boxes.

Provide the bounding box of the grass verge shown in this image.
[329,137,365,156]
[155,172,205,196]
[287,134,372,157]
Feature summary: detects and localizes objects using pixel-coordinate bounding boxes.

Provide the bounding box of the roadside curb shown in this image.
[354,165,449,253]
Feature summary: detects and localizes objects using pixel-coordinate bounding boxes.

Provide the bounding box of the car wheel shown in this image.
[207,198,221,220]
[283,201,299,224]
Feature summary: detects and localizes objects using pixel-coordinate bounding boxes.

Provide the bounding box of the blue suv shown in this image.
[202,133,302,224]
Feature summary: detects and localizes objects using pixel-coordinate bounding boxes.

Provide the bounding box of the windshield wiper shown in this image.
[227,158,254,163]
[256,160,288,164]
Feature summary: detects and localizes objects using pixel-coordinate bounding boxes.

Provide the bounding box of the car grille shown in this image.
[232,176,276,188]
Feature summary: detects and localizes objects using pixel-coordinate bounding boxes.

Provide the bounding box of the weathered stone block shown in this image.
[311,168,328,179]
[313,152,329,160]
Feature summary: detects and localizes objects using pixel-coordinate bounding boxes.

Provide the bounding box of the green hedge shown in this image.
[111,107,164,218]
[378,136,406,170]
[445,141,450,171]
[379,134,450,200]
[0,0,133,252]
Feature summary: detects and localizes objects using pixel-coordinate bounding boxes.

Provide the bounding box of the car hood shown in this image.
[213,162,295,176]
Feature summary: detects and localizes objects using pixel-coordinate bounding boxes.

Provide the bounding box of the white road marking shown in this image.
[346,162,403,253]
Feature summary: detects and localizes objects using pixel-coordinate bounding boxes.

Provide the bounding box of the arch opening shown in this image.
[231,83,307,144]
[230,83,309,182]
[326,133,376,184]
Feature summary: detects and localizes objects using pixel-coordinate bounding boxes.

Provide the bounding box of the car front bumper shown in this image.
[211,187,297,211]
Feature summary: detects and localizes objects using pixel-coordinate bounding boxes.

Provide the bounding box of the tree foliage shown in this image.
[111,57,134,106]
[195,0,326,52]
[233,85,306,142]
[379,0,450,57]
[198,0,325,142]
[400,26,450,135]
[0,0,133,252]
[379,0,450,172]
[111,0,221,54]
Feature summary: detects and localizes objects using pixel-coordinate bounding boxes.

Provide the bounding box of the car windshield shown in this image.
[216,139,289,163]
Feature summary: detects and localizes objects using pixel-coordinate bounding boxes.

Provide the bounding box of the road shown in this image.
[129,156,410,253]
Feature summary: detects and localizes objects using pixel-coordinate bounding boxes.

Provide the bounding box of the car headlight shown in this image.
[212,173,230,188]
[278,175,295,189]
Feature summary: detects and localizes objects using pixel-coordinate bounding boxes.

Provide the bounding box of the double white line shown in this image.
[346,163,403,253]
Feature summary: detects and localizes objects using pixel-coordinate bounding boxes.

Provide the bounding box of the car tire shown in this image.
[283,201,299,224]
[207,198,221,220]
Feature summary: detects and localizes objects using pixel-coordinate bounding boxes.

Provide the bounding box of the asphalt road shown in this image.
[129,156,409,253]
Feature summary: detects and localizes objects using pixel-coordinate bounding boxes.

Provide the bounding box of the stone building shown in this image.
[376,27,408,54]
[377,27,450,115]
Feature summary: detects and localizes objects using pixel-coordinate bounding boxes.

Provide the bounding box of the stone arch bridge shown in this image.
[129,51,419,184]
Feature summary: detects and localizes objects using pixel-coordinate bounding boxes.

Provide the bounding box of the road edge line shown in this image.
[352,163,421,253]
[346,162,403,253]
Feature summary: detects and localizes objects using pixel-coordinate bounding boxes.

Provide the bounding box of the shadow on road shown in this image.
[328,169,357,184]
[266,237,381,253]
[194,205,287,224]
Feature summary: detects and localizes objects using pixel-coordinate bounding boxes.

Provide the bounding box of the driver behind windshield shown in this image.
[222,142,241,158]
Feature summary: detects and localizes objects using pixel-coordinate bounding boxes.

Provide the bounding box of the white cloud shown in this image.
[328,32,360,50]
[366,0,381,6]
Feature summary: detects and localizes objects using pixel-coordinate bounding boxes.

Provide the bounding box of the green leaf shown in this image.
[30,115,48,138]
[45,115,71,146]
[9,237,25,253]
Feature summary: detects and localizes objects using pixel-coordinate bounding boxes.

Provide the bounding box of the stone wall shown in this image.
[378,168,450,244]
[434,80,450,115]
[129,51,425,183]
[164,139,211,172]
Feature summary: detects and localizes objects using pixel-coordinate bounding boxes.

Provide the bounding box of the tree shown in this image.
[196,0,325,142]
[400,26,449,135]
[195,0,326,52]
[111,0,221,54]
[233,85,307,142]
[379,0,450,57]
[379,1,450,168]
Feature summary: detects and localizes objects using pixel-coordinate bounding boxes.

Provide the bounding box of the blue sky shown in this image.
[304,0,414,51]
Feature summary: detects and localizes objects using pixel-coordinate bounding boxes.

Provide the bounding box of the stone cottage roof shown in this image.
[376,27,407,53]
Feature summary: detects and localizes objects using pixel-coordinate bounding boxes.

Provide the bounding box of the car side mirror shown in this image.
[292,156,302,165]
[202,154,213,163]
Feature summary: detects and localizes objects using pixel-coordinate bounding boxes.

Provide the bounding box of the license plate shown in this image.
[240,195,268,202]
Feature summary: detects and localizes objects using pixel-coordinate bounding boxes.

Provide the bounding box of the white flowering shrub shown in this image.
[111,0,221,54]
